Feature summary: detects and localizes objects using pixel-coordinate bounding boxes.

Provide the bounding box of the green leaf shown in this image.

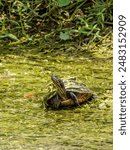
[7,33,18,41]
[0,33,18,41]
[59,32,70,40]
[57,0,71,7]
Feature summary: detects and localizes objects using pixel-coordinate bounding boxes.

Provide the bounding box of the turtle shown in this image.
[44,75,95,109]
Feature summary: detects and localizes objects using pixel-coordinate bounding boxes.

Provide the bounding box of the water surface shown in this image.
[0,39,112,150]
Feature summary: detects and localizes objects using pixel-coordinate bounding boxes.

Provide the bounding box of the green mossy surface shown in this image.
[0,35,112,150]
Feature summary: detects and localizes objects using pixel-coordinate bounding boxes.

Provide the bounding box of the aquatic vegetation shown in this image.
[0,35,112,149]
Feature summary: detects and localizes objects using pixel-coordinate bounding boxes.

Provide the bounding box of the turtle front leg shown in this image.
[69,92,81,107]
[52,94,61,109]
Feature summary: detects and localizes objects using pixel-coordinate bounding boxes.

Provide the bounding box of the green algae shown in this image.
[0,36,112,150]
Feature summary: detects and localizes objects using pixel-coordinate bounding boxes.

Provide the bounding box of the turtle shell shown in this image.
[60,89,93,107]
[44,78,95,109]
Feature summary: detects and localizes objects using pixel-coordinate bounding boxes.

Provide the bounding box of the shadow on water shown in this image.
[0,36,112,149]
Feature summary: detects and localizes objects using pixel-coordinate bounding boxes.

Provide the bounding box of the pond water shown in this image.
[0,38,112,150]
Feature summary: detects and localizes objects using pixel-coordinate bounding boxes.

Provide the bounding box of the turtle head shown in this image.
[51,75,67,100]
